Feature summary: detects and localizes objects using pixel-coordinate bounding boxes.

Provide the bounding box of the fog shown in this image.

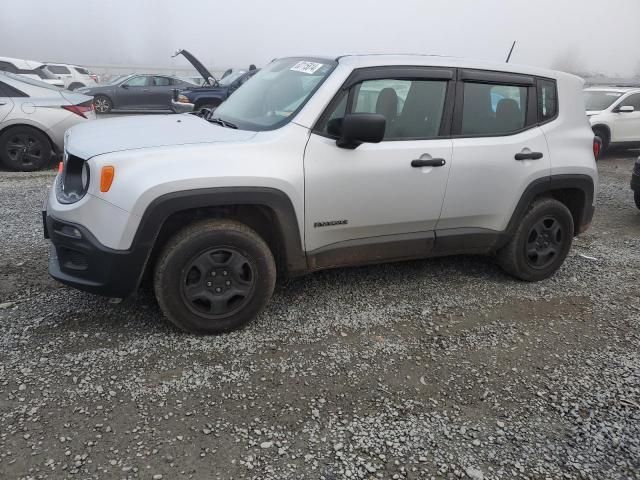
[1,0,639,76]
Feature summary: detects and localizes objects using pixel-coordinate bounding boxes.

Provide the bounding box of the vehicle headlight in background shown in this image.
[55,154,90,204]
[177,94,191,104]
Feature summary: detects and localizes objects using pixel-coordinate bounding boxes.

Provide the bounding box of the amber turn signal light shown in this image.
[100,166,115,192]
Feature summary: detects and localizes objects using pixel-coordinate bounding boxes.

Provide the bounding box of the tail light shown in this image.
[62,101,94,118]
[593,136,602,159]
[89,74,99,82]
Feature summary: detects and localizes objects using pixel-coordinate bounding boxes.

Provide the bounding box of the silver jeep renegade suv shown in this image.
[43,55,598,334]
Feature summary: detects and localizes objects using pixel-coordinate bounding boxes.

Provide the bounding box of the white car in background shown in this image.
[0,56,64,88]
[41,63,99,90]
[585,86,640,152]
[0,72,95,171]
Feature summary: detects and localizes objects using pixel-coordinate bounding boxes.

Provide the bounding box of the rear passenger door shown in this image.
[148,76,176,109]
[438,70,551,238]
[304,67,455,265]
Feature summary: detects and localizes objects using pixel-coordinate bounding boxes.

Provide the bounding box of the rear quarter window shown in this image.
[537,79,558,123]
[0,80,28,97]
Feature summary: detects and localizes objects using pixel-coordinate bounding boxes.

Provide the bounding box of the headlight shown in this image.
[177,94,190,104]
[56,153,90,204]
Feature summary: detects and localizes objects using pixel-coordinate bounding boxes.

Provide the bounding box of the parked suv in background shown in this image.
[41,63,99,90]
[44,55,597,334]
[585,86,640,152]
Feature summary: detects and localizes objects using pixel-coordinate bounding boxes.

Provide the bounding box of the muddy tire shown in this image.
[498,198,574,281]
[153,219,276,334]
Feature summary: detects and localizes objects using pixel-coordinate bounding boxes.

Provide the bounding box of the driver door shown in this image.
[116,75,151,110]
[304,68,455,267]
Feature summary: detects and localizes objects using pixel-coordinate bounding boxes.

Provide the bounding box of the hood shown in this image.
[173,49,216,86]
[65,114,257,159]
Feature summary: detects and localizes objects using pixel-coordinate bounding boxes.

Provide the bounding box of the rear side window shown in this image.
[461,82,527,135]
[47,65,70,74]
[0,80,28,97]
[538,79,557,122]
[153,76,173,86]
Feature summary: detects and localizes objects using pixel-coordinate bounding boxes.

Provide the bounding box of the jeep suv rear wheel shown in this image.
[154,219,276,334]
[498,198,574,281]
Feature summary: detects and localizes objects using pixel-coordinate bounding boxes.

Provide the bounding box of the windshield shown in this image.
[214,58,337,131]
[218,70,247,86]
[584,90,624,111]
[1,71,60,91]
[105,75,128,85]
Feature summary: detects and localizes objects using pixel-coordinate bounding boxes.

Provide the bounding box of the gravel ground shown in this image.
[1,150,639,480]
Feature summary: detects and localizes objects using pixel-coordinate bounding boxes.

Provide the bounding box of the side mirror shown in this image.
[336,113,386,149]
[121,83,129,89]
[618,105,635,113]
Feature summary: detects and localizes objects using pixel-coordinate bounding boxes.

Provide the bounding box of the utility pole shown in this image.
[506,41,517,63]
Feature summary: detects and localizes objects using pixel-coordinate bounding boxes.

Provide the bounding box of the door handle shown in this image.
[411,158,446,167]
[0,102,6,106]
[515,152,543,161]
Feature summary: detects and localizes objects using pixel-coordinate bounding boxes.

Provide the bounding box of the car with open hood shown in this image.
[170,49,258,113]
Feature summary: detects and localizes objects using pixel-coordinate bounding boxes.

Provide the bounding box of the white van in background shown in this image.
[0,56,64,88]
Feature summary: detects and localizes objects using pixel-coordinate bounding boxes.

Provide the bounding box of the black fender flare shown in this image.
[504,174,595,240]
[133,187,307,275]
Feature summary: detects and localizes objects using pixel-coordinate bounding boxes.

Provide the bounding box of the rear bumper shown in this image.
[44,213,146,298]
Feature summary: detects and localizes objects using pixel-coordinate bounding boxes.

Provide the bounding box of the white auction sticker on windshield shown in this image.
[290,61,324,74]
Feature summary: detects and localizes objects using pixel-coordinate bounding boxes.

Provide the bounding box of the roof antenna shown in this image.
[506,41,517,63]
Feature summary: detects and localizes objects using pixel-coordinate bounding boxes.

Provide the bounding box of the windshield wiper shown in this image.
[209,117,237,129]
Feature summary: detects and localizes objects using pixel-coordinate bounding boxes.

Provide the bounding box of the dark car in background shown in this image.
[76,74,196,113]
[170,49,258,113]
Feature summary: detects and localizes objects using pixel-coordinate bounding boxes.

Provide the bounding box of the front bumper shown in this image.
[44,213,146,298]
[171,100,194,114]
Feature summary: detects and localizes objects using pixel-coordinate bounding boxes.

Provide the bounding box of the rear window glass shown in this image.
[0,72,60,91]
[0,79,28,97]
[74,67,89,75]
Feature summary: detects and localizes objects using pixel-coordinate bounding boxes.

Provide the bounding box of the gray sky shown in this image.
[2,0,639,76]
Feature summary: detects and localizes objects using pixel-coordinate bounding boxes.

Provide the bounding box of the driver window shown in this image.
[125,76,148,87]
[320,78,448,140]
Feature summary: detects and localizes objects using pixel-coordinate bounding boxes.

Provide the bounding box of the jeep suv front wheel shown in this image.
[154,220,276,334]
[498,198,574,281]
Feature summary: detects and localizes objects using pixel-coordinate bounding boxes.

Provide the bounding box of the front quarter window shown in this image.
[213,58,336,131]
